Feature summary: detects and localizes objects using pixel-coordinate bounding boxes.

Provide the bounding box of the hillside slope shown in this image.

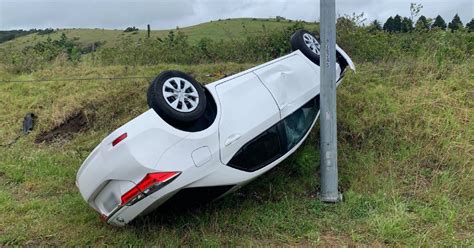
[0,18,315,50]
[0,58,472,246]
[0,18,472,246]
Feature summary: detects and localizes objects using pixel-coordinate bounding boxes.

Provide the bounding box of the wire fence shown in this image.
[0,76,155,84]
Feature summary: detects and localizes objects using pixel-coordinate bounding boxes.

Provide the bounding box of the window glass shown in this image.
[281,96,319,151]
[227,96,320,172]
[228,126,282,172]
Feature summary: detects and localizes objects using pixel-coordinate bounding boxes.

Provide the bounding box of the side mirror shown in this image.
[22,113,36,135]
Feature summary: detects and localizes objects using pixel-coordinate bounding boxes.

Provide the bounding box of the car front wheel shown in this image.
[290,29,321,66]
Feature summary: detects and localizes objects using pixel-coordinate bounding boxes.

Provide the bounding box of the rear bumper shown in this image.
[76,110,188,219]
[102,172,181,226]
[76,141,153,217]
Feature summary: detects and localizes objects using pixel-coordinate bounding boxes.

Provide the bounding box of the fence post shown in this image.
[319,0,342,203]
[147,24,151,38]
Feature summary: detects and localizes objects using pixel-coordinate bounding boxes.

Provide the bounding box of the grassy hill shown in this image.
[0,19,472,246]
[0,18,315,50]
[0,59,472,246]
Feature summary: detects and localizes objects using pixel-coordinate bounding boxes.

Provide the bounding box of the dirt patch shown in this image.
[35,112,89,144]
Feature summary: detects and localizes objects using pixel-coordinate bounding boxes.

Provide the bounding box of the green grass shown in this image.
[0,57,472,246]
[0,18,315,50]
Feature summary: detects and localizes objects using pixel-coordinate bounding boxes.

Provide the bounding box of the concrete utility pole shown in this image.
[319,0,342,203]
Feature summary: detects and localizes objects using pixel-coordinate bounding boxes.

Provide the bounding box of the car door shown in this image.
[225,96,320,172]
[215,72,280,166]
[254,53,320,119]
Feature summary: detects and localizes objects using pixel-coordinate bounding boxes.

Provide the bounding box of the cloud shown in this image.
[0,0,195,29]
[0,0,472,30]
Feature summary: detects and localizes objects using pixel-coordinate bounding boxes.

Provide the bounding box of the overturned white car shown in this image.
[76,30,355,226]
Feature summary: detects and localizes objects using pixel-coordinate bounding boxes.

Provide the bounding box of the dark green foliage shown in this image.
[1,33,83,73]
[448,14,464,31]
[98,21,473,67]
[0,32,18,43]
[415,15,431,31]
[80,41,106,53]
[1,20,473,74]
[385,15,414,33]
[30,33,80,61]
[467,19,474,32]
[98,22,305,66]
[369,20,383,33]
[337,16,357,32]
[383,15,403,33]
[37,28,55,35]
[401,17,413,33]
[0,29,38,44]
[393,15,403,32]
[432,15,447,30]
[276,16,286,22]
[383,17,395,33]
[124,26,139,32]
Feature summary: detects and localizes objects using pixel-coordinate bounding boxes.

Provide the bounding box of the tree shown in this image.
[432,15,447,30]
[467,19,474,32]
[369,20,383,33]
[393,15,403,32]
[124,26,139,33]
[401,17,414,32]
[276,16,286,22]
[410,2,423,22]
[346,12,367,26]
[448,14,463,31]
[383,16,395,32]
[415,15,431,31]
[336,16,356,32]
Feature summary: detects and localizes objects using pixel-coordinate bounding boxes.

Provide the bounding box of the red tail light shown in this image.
[112,133,127,147]
[120,172,180,206]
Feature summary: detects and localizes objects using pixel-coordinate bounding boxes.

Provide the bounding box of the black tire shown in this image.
[147,70,207,123]
[290,29,321,65]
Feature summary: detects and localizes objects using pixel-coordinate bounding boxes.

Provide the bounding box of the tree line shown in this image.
[380,14,472,33]
[0,28,57,44]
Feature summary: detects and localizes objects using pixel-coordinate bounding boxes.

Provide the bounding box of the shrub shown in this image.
[0,33,83,73]
[1,22,473,73]
[124,26,139,33]
[0,30,38,44]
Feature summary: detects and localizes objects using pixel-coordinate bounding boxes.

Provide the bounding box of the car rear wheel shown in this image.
[290,29,321,65]
[148,70,207,123]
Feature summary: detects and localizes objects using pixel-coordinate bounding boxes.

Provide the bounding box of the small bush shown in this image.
[124,26,139,33]
[0,33,83,73]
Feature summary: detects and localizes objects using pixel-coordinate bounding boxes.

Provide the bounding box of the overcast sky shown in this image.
[0,0,472,30]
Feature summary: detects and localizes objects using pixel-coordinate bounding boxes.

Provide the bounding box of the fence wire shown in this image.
[0,76,155,84]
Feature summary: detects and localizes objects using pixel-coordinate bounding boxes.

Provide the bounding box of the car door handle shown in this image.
[225,134,241,147]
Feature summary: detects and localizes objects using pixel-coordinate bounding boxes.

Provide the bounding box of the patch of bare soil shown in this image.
[35,112,89,144]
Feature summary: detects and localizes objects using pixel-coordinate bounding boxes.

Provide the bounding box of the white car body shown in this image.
[76,48,355,226]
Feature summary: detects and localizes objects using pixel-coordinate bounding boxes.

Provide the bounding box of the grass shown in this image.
[0,56,472,246]
[0,18,315,50]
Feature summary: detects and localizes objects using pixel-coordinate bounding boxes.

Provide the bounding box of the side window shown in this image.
[281,96,320,151]
[227,126,282,172]
[227,96,320,172]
